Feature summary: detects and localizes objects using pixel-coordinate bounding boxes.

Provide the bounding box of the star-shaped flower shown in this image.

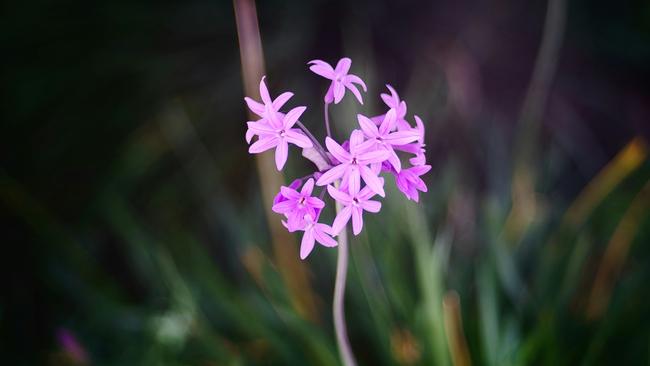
[316,130,389,196]
[247,106,313,170]
[308,58,367,104]
[272,178,325,231]
[244,76,294,143]
[395,165,431,202]
[357,109,420,172]
[394,115,427,166]
[328,184,382,236]
[298,213,338,259]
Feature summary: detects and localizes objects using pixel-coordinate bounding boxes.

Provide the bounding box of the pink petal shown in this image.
[325,137,351,163]
[272,92,294,110]
[361,199,381,213]
[301,178,315,195]
[327,184,351,203]
[357,148,390,165]
[357,114,379,137]
[314,224,338,247]
[316,164,347,186]
[397,101,408,119]
[244,97,265,117]
[275,140,288,170]
[332,205,352,235]
[387,149,402,173]
[349,130,365,152]
[248,136,279,154]
[280,186,301,199]
[245,128,255,144]
[324,82,335,104]
[266,108,284,129]
[359,184,379,200]
[380,92,394,108]
[379,109,397,135]
[412,165,432,176]
[283,106,306,129]
[385,130,420,145]
[259,76,272,105]
[355,138,378,154]
[345,82,364,105]
[333,82,345,104]
[308,60,335,78]
[247,120,276,135]
[351,206,363,235]
[347,166,360,196]
[285,129,313,148]
[335,57,352,75]
[300,229,315,259]
[410,153,426,166]
[272,200,295,214]
[345,74,367,91]
[306,196,325,209]
[360,165,385,197]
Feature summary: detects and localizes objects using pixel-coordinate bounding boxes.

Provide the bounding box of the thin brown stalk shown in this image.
[233,0,318,321]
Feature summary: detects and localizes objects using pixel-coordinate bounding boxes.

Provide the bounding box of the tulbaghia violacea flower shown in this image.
[357,109,420,172]
[316,130,389,196]
[308,58,367,105]
[328,184,382,235]
[298,213,338,259]
[273,179,302,206]
[247,106,313,170]
[243,57,429,257]
[373,84,411,130]
[272,178,325,231]
[394,115,427,166]
[395,165,431,202]
[244,76,294,143]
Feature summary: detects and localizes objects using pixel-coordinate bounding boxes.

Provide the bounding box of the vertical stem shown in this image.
[233,0,318,321]
[333,195,357,366]
[326,100,356,365]
[324,102,332,138]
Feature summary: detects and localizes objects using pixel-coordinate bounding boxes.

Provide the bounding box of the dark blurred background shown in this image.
[2,0,650,365]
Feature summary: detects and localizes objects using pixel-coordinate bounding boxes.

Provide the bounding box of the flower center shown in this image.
[352,197,360,206]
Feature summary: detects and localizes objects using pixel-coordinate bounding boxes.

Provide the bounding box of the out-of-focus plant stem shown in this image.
[233,0,318,322]
[505,0,567,245]
[443,291,472,366]
[587,178,650,319]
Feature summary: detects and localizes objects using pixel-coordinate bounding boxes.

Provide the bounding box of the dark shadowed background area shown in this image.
[2,0,650,365]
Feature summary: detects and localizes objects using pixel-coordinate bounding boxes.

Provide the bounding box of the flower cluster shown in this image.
[244,58,430,259]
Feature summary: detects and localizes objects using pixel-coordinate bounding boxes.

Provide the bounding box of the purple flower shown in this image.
[298,213,337,259]
[394,115,427,166]
[308,58,367,105]
[272,178,325,231]
[316,130,389,196]
[395,165,431,202]
[247,106,313,170]
[273,179,302,206]
[328,184,382,235]
[244,76,294,144]
[357,109,420,172]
